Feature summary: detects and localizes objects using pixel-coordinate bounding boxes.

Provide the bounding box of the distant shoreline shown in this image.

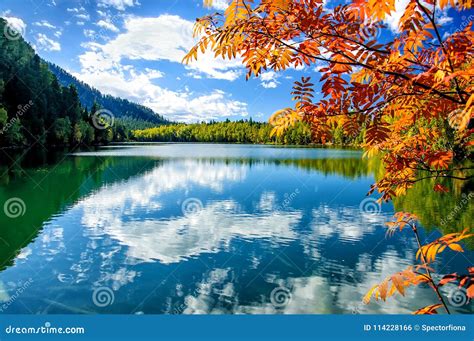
[109,141,362,150]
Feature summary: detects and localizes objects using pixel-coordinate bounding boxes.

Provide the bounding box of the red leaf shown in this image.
[433,184,449,193]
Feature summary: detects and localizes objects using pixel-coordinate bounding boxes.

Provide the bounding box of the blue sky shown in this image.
[0,0,469,122]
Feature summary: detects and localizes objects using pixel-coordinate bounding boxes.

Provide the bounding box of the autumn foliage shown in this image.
[186,0,474,314]
[185,0,473,201]
[365,212,473,314]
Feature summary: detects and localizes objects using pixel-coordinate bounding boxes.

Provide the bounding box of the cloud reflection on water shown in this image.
[1,146,470,315]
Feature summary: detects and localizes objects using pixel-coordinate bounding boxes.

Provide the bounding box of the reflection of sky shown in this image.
[178,251,444,315]
[0,147,472,315]
[73,143,363,160]
[76,161,302,263]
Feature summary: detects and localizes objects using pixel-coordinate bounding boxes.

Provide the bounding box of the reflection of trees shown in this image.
[279,157,380,179]
[278,154,472,240]
[0,146,471,314]
[170,156,378,179]
[0,149,157,271]
[392,176,473,247]
[0,152,374,273]
[0,147,471,272]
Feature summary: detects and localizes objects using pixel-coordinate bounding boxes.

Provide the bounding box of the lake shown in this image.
[0,144,472,314]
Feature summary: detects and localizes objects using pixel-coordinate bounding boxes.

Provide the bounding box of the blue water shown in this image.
[0,144,471,314]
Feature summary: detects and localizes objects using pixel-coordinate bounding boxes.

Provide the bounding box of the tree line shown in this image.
[132,120,308,145]
[132,119,365,145]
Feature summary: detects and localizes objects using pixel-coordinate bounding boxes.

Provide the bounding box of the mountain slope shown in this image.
[0,17,164,147]
[48,63,169,125]
[0,17,89,146]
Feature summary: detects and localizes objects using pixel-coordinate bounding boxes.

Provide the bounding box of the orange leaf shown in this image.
[467,284,474,299]
[447,243,464,252]
[438,274,457,286]
[364,284,378,304]
[391,274,405,296]
[379,280,389,301]
[412,304,443,315]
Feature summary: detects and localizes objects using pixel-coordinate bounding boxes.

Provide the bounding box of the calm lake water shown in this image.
[0,144,472,314]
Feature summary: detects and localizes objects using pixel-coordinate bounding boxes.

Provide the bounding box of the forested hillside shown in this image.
[48,63,168,125]
[0,18,86,147]
[0,18,168,148]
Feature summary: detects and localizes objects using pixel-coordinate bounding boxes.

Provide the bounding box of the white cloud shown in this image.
[385,0,453,32]
[436,9,453,26]
[76,14,248,121]
[142,68,164,79]
[79,15,242,81]
[260,71,280,88]
[74,62,247,122]
[74,164,300,264]
[262,81,278,89]
[313,59,326,73]
[260,71,277,82]
[384,0,410,32]
[96,19,119,32]
[35,33,61,52]
[98,0,140,11]
[3,16,27,36]
[209,0,229,10]
[33,20,56,29]
[83,29,96,39]
[67,6,91,23]
[76,13,90,21]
